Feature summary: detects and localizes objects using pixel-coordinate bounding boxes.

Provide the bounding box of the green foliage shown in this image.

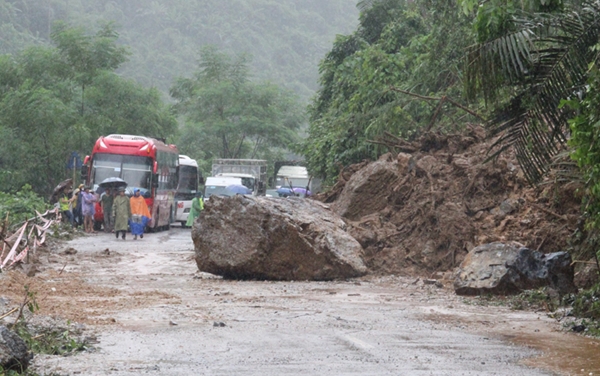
[462,288,561,311]
[172,46,304,166]
[457,0,564,42]
[572,283,600,319]
[569,68,600,235]
[15,322,87,357]
[463,1,597,183]
[303,0,477,183]
[0,185,47,225]
[0,22,177,196]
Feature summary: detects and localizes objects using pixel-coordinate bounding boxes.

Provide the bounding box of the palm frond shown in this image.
[467,1,600,183]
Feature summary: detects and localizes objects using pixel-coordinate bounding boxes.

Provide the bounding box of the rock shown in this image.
[193,195,367,281]
[454,242,576,296]
[416,155,440,175]
[332,159,400,221]
[63,247,78,255]
[396,153,416,173]
[574,262,599,289]
[19,264,37,277]
[0,325,33,372]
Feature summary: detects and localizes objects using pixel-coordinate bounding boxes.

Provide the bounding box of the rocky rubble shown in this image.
[453,242,576,295]
[192,195,366,280]
[0,325,32,372]
[319,126,587,286]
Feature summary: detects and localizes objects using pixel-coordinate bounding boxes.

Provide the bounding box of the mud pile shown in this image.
[318,125,583,277]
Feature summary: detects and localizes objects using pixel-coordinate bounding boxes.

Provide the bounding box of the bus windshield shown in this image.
[175,165,198,201]
[92,154,152,189]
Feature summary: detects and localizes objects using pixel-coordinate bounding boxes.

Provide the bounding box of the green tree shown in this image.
[303,0,476,183]
[51,21,129,115]
[171,46,304,165]
[462,0,597,183]
[0,22,176,195]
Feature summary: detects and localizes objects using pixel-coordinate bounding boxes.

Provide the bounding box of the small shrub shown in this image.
[0,185,48,227]
[572,283,600,320]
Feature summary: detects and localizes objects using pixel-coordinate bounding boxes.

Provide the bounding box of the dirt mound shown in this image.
[318,125,583,277]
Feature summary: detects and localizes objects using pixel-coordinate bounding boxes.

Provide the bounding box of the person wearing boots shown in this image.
[112,187,131,240]
[129,189,151,240]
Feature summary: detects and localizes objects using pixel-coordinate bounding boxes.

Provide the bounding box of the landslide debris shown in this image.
[318,125,585,279]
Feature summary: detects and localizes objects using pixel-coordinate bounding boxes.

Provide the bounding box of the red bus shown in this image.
[82,134,179,231]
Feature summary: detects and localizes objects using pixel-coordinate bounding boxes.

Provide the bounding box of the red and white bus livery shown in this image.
[82,134,179,231]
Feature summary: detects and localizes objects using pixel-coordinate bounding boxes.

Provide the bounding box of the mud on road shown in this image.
[2,227,599,376]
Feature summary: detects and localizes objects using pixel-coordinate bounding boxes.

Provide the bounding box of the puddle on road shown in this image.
[507,331,600,375]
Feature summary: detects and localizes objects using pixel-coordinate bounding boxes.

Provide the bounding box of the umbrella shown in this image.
[291,187,311,197]
[50,178,73,203]
[276,187,311,197]
[226,184,251,195]
[99,177,127,188]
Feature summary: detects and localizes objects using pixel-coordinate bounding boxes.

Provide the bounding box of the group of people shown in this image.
[59,184,98,233]
[59,184,152,240]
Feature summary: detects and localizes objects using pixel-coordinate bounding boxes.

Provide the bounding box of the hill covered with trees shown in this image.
[0,0,359,100]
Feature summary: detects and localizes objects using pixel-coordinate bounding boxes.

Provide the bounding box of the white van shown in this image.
[204,176,244,200]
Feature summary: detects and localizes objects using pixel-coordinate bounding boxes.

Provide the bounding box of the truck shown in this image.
[274,161,321,194]
[211,159,268,196]
[204,176,245,200]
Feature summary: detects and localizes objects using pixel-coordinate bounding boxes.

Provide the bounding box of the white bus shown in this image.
[175,155,199,226]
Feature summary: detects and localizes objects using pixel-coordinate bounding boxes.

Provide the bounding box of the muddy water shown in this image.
[512,332,600,375]
[25,227,600,375]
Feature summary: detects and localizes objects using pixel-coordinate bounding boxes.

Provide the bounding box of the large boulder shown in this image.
[332,156,401,220]
[0,325,32,371]
[193,195,367,280]
[454,242,576,295]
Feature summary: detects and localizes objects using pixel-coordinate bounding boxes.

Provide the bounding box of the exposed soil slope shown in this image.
[317,126,585,279]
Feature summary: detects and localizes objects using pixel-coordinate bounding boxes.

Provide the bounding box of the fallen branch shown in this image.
[570,260,599,265]
[528,202,569,222]
[0,307,18,321]
[12,287,34,328]
[388,87,485,122]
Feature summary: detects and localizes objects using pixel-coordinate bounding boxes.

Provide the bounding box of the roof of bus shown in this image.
[93,134,178,157]
[178,155,198,167]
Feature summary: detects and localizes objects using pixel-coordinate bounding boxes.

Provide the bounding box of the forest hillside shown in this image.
[0,0,359,100]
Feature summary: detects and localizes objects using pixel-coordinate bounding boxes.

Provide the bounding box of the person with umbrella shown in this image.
[185,191,204,227]
[112,187,130,240]
[129,189,151,240]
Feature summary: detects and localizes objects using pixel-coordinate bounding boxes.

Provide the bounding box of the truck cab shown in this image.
[204,176,245,200]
